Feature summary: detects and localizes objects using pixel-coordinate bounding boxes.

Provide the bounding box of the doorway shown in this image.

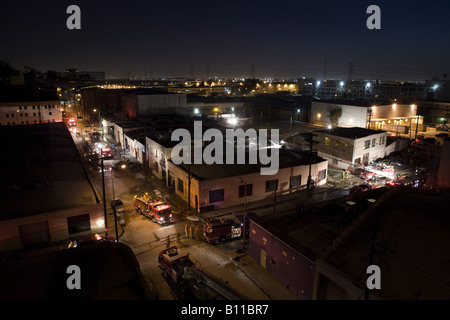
[260,249,267,268]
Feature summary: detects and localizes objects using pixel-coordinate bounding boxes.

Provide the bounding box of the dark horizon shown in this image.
[1,0,450,81]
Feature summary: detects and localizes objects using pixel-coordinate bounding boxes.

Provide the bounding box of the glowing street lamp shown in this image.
[93,108,103,136]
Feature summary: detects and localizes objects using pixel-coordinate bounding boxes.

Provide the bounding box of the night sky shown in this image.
[1,0,450,80]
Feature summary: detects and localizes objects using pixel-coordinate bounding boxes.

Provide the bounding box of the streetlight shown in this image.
[110,168,119,242]
[93,108,103,137]
[238,177,247,251]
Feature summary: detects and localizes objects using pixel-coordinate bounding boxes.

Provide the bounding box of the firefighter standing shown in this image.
[195,225,201,241]
[166,235,170,248]
[185,224,189,238]
[176,230,181,243]
[189,225,193,239]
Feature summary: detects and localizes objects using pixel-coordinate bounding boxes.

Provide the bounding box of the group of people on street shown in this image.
[165,223,203,248]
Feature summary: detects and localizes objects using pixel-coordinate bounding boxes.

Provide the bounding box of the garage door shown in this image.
[19,221,50,247]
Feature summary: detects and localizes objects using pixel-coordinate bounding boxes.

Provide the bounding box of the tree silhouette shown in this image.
[327,105,342,127]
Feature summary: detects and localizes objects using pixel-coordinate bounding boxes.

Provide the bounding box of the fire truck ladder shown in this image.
[184,266,248,300]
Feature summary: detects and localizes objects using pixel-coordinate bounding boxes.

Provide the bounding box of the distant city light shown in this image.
[340,81,344,87]
[194,108,199,114]
[316,80,321,86]
[328,125,332,129]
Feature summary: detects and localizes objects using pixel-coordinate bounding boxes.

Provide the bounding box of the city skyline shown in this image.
[1,1,450,81]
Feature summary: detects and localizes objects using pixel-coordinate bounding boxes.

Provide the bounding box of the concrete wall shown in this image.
[168,159,328,212]
[311,102,367,128]
[352,132,388,164]
[314,131,388,168]
[146,136,173,182]
[385,138,409,156]
[0,101,62,125]
[0,204,105,252]
[137,94,187,116]
[437,138,450,188]
[249,220,315,300]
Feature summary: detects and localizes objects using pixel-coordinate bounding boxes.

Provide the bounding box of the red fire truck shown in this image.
[158,246,248,299]
[67,118,77,127]
[134,193,173,224]
[203,212,257,244]
[101,147,113,159]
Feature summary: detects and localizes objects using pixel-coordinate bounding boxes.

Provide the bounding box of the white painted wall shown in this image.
[0,101,62,125]
[311,102,367,128]
[314,130,388,168]
[168,160,328,212]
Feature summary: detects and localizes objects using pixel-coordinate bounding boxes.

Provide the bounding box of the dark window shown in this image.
[265,179,278,192]
[209,189,225,203]
[177,178,184,193]
[67,214,91,234]
[238,184,253,197]
[364,140,370,149]
[318,169,327,181]
[290,175,302,187]
[49,112,52,115]
[372,138,376,147]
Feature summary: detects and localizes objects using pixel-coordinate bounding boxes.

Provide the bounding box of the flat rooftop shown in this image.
[175,149,326,180]
[253,187,450,299]
[0,242,155,299]
[252,188,387,262]
[315,127,386,139]
[323,188,450,299]
[0,122,99,221]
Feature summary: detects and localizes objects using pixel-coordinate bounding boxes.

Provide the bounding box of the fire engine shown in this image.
[203,212,257,244]
[134,193,173,224]
[101,147,113,159]
[67,118,77,127]
[158,246,247,300]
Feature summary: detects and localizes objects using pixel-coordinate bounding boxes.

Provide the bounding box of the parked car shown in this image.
[349,182,376,194]
[423,137,436,145]
[67,234,115,248]
[110,198,125,215]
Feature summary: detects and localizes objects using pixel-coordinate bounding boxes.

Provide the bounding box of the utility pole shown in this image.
[100,157,108,237]
[239,177,247,251]
[188,163,191,216]
[304,132,317,191]
[110,168,119,242]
